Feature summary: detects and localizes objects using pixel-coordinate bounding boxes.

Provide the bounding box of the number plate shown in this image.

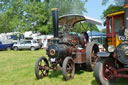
[50,58,56,62]
[118,36,128,41]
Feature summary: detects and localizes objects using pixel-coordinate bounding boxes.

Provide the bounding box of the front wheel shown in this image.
[35,56,49,79]
[94,58,115,85]
[62,57,75,81]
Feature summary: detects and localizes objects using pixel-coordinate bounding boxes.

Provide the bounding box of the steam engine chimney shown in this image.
[51,8,59,38]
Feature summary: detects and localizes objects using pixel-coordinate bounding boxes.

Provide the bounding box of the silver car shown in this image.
[13,40,41,51]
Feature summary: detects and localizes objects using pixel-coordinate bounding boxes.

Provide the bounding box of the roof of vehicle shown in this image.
[88,31,106,37]
[106,11,124,17]
[59,14,102,27]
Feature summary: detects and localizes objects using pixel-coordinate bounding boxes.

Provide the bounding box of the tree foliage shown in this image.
[102,4,123,19]
[0,0,87,34]
[102,0,109,5]
[0,0,24,33]
[100,28,106,33]
[72,22,99,33]
[102,0,125,6]
[49,0,87,16]
[114,0,125,6]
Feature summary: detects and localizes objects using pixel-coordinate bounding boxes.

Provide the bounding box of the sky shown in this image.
[84,0,115,30]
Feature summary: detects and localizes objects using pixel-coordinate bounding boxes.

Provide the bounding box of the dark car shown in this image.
[0,41,13,50]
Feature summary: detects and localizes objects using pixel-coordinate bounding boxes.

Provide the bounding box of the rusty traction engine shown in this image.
[35,8,99,81]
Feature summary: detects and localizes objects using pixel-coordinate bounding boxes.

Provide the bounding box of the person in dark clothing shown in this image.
[80,31,89,48]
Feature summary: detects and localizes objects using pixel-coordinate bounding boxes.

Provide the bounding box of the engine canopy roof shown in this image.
[59,14,102,28]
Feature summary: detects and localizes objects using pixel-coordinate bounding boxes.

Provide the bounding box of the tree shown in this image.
[72,22,99,33]
[100,28,106,33]
[102,4,123,19]
[22,2,50,34]
[0,0,24,33]
[0,0,87,34]
[48,0,87,16]
[102,0,125,6]
[0,0,50,34]
[114,0,125,6]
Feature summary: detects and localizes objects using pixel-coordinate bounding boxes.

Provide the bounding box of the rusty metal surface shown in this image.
[113,68,128,78]
[73,50,86,64]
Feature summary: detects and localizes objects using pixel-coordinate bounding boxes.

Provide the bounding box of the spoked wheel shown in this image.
[94,58,115,85]
[35,56,49,79]
[62,57,75,81]
[86,42,99,71]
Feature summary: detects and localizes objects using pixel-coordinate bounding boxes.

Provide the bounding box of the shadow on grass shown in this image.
[91,73,98,85]
[34,64,91,81]
[114,78,128,85]
[38,66,86,81]
[34,70,63,81]
[75,64,89,71]
[75,69,85,74]
[91,80,98,85]
[48,70,62,78]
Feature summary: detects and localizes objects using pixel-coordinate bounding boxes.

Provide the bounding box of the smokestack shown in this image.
[51,8,59,38]
[124,0,128,36]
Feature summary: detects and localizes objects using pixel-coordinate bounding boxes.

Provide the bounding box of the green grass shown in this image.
[0,50,127,85]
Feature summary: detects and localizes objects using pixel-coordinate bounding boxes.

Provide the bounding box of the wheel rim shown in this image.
[7,47,11,50]
[14,47,17,50]
[38,59,49,78]
[103,60,114,81]
[66,60,75,79]
[91,45,99,68]
[31,47,35,51]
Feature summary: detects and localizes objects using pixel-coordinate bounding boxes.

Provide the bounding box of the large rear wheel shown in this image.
[35,56,49,79]
[86,42,99,71]
[62,57,75,81]
[94,58,115,85]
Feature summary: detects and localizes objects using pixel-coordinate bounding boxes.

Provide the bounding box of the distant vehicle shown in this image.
[91,38,106,52]
[33,35,53,49]
[0,41,13,50]
[13,40,41,51]
[33,39,43,48]
[88,31,106,52]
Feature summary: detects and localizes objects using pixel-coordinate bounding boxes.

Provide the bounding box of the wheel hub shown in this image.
[103,62,115,80]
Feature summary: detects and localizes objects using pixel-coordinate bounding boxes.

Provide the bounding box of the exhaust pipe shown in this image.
[51,8,59,38]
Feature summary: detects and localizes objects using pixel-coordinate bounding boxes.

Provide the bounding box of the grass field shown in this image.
[0,50,128,85]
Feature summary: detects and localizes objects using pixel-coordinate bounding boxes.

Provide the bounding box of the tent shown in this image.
[88,31,106,38]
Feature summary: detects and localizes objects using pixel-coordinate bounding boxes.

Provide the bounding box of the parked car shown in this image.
[13,40,41,51]
[0,41,13,50]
